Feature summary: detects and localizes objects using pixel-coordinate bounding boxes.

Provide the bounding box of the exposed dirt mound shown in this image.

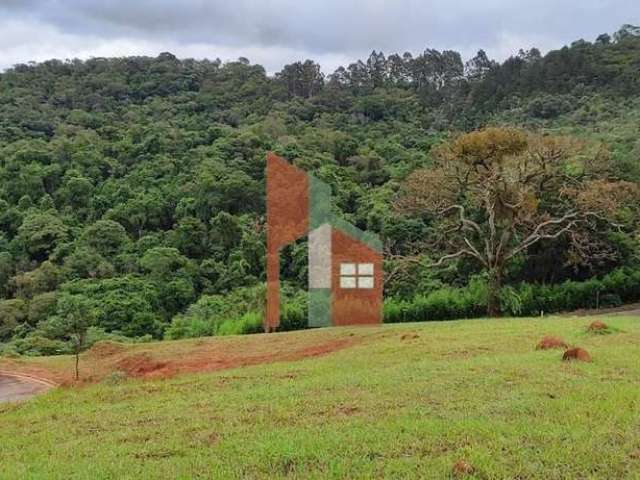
[115,354,169,377]
[452,459,474,476]
[536,336,568,350]
[1,330,367,384]
[88,341,127,358]
[107,337,361,380]
[562,347,592,362]
[587,320,608,332]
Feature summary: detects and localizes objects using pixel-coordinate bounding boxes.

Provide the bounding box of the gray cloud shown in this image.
[0,0,638,72]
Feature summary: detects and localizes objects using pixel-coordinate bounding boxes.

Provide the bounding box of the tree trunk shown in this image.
[487,267,503,317]
[75,351,80,381]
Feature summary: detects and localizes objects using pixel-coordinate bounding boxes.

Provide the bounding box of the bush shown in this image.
[217,312,263,336]
[165,268,640,332]
[385,267,640,322]
[0,343,20,358]
[600,293,622,308]
[515,268,640,315]
[0,299,27,341]
[8,335,70,356]
[384,277,488,323]
[165,315,215,339]
[165,282,307,339]
[527,94,575,119]
[58,276,165,338]
[279,291,308,331]
[164,291,249,340]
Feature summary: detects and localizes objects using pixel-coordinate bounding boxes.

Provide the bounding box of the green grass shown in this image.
[1,315,640,479]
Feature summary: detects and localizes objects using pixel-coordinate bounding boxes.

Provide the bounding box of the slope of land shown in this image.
[0,326,368,385]
[1,316,639,478]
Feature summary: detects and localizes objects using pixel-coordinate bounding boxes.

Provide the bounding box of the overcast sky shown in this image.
[0,0,638,74]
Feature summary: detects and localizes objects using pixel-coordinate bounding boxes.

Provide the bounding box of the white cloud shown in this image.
[0,18,353,74]
[0,1,637,74]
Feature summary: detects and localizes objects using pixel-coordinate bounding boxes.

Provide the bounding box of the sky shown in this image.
[0,0,638,74]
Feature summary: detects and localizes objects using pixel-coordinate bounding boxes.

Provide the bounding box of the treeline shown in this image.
[278,24,640,121]
[0,25,639,355]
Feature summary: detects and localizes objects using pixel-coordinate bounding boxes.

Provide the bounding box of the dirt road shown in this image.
[566,302,640,317]
[0,373,51,403]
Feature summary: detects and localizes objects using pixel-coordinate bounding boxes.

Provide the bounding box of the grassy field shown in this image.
[1,315,639,479]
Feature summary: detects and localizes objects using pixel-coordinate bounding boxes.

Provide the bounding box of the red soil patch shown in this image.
[536,336,568,350]
[115,353,169,377]
[452,459,474,476]
[0,331,366,384]
[587,320,608,332]
[139,337,359,380]
[562,347,592,362]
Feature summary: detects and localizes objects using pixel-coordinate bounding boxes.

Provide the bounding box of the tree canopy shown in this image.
[0,25,639,353]
[397,128,640,315]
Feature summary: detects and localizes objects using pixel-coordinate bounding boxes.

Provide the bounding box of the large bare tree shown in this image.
[396,128,639,316]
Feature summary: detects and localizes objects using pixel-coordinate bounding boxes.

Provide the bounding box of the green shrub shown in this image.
[515,268,640,315]
[8,335,70,356]
[384,278,488,323]
[165,268,640,331]
[280,291,308,331]
[600,293,622,308]
[164,286,260,339]
[165,315,216,340]
[165,282,307,339]
[0,343,20,358]
[217,312,263,336]
[527,94,576,119]
[385,268,640,322]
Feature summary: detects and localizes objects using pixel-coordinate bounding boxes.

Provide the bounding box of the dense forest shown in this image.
[1,25,639,355]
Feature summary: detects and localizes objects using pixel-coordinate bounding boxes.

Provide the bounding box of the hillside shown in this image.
[0,26,639,354]
[1,315,639,478]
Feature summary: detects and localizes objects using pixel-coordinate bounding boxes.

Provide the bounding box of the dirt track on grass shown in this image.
[111,336,360,380]
[0,373,54,403]
[566,303,640,317]
[0,329,370,386]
